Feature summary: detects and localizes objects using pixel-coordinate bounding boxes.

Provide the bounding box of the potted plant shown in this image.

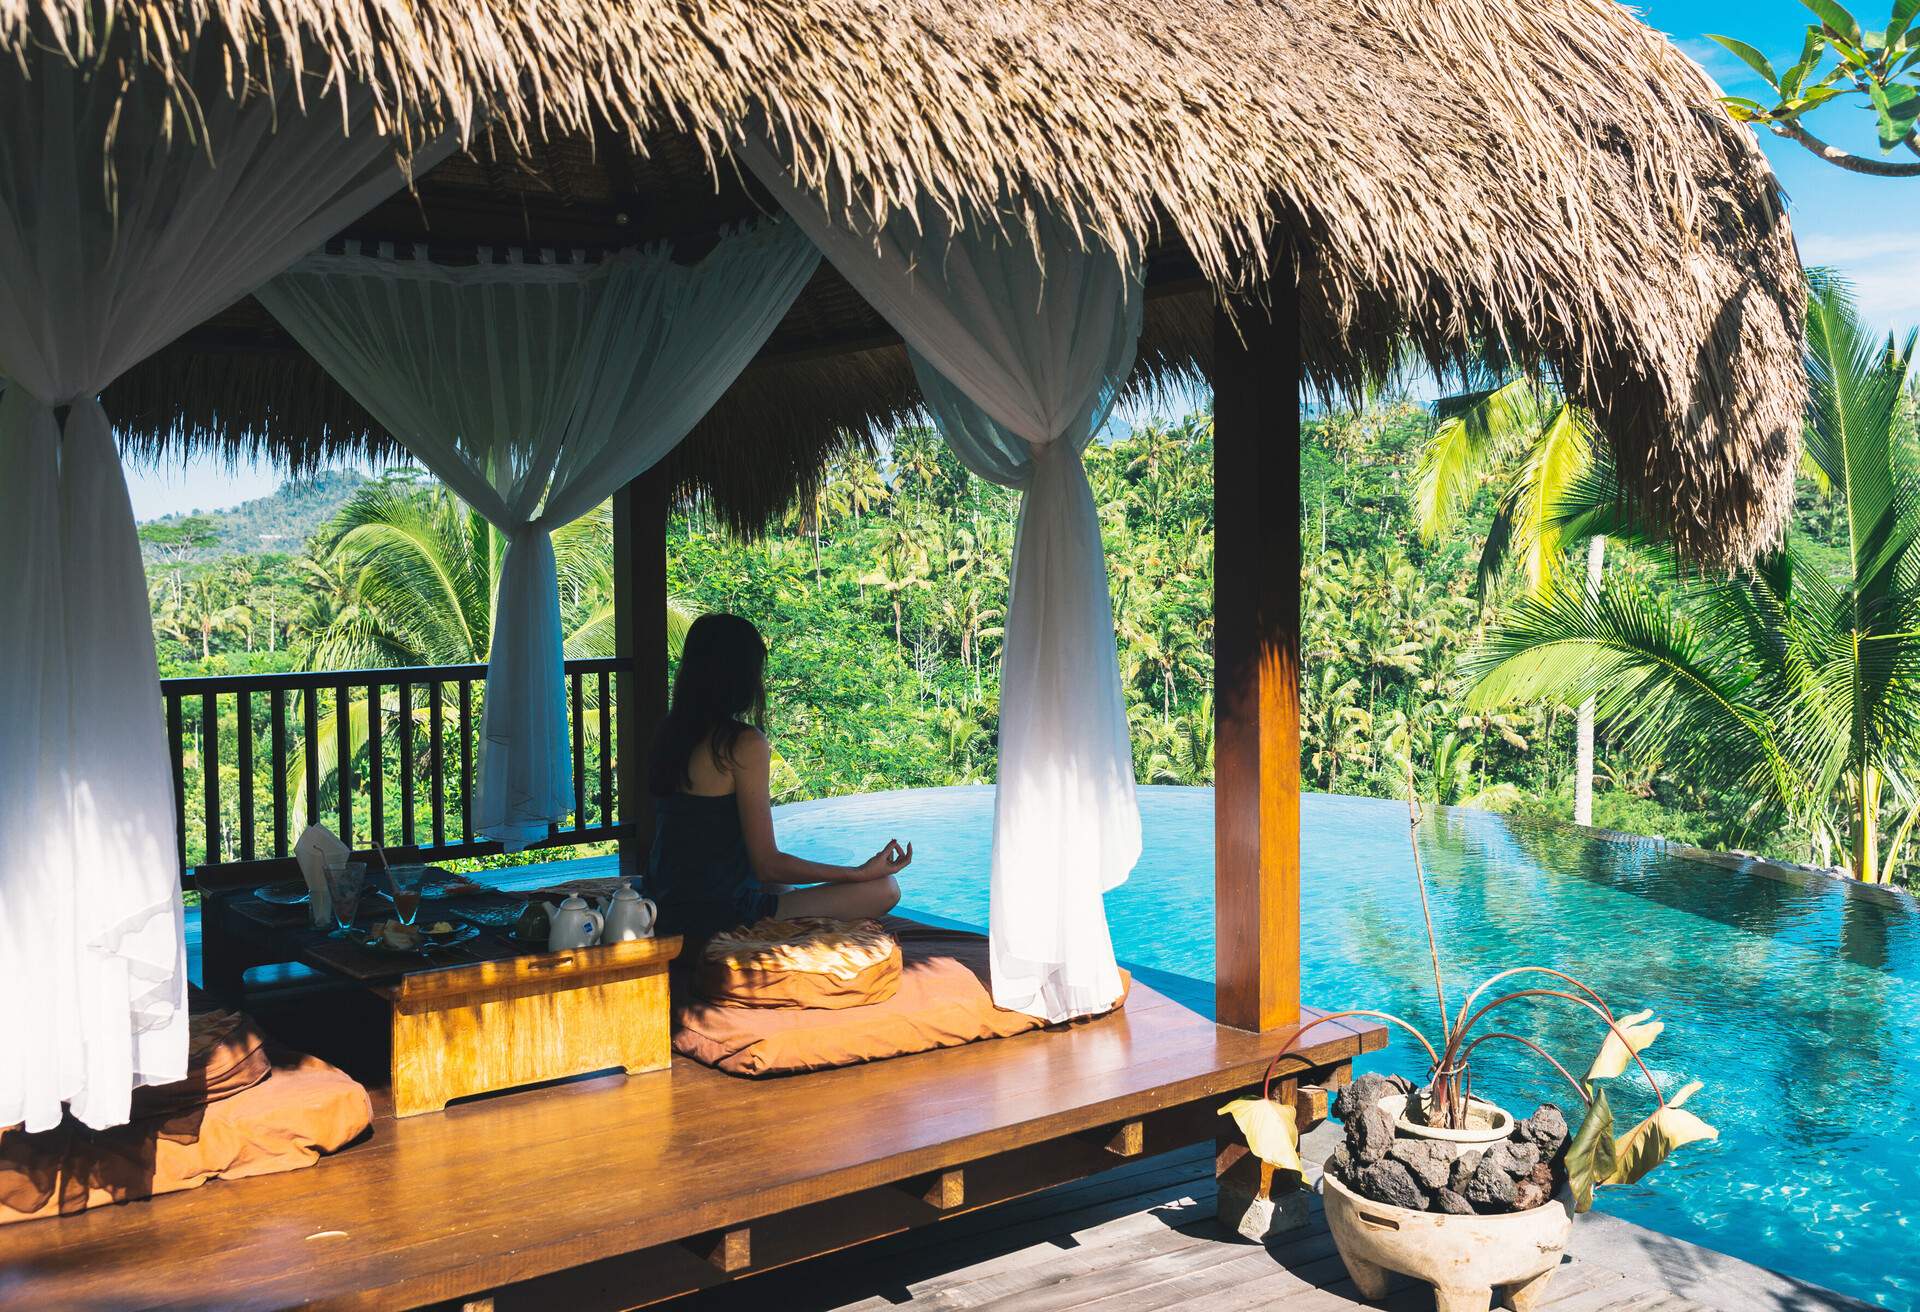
[1220,769,1717,1312]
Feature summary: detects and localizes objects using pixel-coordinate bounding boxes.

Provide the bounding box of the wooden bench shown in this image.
[0,983,1381,1310]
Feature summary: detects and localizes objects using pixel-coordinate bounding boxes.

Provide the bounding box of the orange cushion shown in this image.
[674,916,1128,1076]
[128,1008,273,1122]
[697,917,903,1010]
[0,1046,371,1225]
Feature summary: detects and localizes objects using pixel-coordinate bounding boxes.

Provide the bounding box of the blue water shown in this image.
[772,785,1920,1309]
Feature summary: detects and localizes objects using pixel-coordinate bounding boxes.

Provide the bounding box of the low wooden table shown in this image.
[200,881,681,1116]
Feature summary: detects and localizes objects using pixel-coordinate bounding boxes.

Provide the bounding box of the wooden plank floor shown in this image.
[0,980,1378,1311]
[666,1145,1734,1312]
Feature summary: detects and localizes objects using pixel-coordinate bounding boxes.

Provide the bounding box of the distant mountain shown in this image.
[139,469,367,560]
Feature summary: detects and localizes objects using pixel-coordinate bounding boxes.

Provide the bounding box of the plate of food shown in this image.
[374,865,489,905]
[362,918,481,954]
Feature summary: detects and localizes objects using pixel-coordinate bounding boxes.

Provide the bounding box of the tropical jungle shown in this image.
[143,275,1920,886]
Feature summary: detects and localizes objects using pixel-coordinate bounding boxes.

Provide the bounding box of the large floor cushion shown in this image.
[674,916,1127,1076]
[1,1032,371,1225]
[698,917,903,1010]
[130,1008,273,1122]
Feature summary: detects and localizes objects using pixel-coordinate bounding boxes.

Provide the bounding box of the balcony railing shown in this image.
[160,657,631,884]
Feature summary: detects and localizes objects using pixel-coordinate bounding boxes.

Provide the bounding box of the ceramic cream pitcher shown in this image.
[598,886,658,942]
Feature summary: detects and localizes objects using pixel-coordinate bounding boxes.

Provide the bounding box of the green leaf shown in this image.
[1219,1096,1302,1174]
[1781,26,1828,94]
[1786,85,1850,114]
[1865,78,1920,147]
[1707,34,1782,87]
[1801,0,1864,44]
[1890,0,1920,46]
[1565,1089,1616,1214]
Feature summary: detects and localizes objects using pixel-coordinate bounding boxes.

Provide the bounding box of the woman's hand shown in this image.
[858,839,913,881]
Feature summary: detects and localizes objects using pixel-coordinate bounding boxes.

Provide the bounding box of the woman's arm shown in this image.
[732,730,912,885]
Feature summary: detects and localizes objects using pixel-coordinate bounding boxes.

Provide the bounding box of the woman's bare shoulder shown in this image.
[732,726,772,763]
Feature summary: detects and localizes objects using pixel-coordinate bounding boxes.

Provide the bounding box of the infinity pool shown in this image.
[772,785,1920,1309]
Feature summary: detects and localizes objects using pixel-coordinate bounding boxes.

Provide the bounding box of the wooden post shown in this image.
[614,468,673,878]
[1212,278,1302,1036]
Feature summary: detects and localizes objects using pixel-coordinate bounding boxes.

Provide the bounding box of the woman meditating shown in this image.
[644,612,911,941]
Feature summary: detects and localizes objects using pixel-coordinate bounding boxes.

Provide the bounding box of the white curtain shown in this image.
[740,141,1145,1022]
[0,54,449,1132]
[258,226,819,848]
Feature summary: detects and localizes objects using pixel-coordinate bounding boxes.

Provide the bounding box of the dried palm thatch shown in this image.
[108,286,1213,534]
[14,0,1802,559]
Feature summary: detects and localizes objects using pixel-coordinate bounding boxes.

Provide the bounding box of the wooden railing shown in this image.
[160,658,630,883]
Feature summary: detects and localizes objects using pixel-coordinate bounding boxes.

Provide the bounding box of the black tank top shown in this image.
[642,792,756,939]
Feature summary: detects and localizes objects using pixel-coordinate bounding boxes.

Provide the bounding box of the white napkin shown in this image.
[294,824,348,927]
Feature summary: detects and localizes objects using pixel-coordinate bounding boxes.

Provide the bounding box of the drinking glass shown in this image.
[385,863,429,927]
[324,861,367,938]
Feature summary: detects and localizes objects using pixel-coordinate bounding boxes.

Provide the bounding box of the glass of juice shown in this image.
[324,861,367,937]
[385,863,429,927]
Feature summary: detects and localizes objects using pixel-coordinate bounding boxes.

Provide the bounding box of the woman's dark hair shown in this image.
[647,613,768,796]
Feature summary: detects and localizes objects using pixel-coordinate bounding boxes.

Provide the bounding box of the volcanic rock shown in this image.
[1482,1139,1540,1178]
[1333,1072,1403,1122]
[1353,1158,1426,1210]
[1324,1145,1352,1185]
[1447,1148,1484,1194]
[1388,1139,1454,1193]
[1463,1152,1517,1212]
[1347,1103,1396,1165]
[1513,1161,1557,1212]
[1430,1187,1476,1215]
[1520,1104,1571,1162]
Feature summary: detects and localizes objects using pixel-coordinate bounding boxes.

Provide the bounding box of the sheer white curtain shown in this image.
[740,141,1145,1022]
[258,226,819,848]
[0,54,448,1132]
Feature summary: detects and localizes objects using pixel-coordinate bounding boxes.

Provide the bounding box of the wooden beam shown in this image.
[1212,277,1303,1035]
[614,468,674,877]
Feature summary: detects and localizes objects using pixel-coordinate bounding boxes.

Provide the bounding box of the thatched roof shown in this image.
[14,0,1803,558]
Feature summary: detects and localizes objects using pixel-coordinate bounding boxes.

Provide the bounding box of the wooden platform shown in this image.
[665,1144,1782,1312]
[0,983,1380,1311]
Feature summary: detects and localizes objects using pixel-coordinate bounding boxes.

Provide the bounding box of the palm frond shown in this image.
[1465,582,1789,806]
[1416,377,1545,541]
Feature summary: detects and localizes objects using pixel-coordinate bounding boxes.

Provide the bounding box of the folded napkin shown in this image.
[293,825,348,927]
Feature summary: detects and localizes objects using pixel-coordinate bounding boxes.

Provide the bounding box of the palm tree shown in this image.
[1416,370,1606,824]
[858,526,931,648]
[1466,274,1920,883]
[294,480,695,812]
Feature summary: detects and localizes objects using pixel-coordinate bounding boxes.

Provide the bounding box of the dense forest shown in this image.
[144,398,1863,877]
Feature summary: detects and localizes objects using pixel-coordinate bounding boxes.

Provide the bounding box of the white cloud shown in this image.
[1798,231,1920,335]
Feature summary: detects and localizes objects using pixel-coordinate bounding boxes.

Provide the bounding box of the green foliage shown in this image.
[1712,1,1920,169]
[152,375,1882,879]
[1469,275,1920,884]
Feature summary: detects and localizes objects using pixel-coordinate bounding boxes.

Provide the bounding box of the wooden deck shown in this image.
[0,979,1379,1311]
[665,1142,1847,1312]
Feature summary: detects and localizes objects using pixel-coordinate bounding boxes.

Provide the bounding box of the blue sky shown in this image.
[124,0,1915,520]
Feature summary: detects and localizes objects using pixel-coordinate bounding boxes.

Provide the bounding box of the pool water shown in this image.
[772,785,1920,1309]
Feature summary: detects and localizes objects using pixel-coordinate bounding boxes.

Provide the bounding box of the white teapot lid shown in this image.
[557,893,590,909]
[608,884,640,900]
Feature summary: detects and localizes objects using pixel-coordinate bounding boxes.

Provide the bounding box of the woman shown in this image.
[643,612,911,941]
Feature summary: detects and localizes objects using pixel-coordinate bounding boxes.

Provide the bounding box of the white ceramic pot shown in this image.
[1379,1091,1514,1161]
[1321,1168,1573,1312]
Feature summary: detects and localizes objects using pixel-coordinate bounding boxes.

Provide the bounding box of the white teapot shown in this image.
[542,894,604,951]
[598,886,658,942]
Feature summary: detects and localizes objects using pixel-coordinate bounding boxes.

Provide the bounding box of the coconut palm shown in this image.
[293,480,696,814]
[1417,368,1607,824]
[1466,274,1920,883]
[858,525,932,647]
